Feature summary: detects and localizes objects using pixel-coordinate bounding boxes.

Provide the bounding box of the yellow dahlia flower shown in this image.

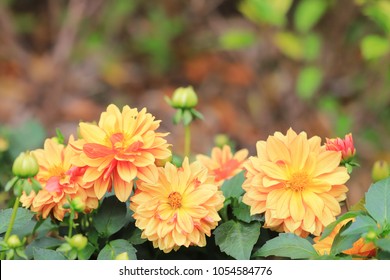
[196,145,248,186]
[20,138,98,221]
[313,219,376,258]
[130,158,224,253]
[71,104,171,202]
[242,128,350,237]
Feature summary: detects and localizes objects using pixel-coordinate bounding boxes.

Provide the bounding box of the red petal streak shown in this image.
[45,176,62,193]
[103,160,117,180]
[84,143,113,159]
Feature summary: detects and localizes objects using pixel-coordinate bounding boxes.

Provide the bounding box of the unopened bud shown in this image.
[71,197,85,212]
[372,160,389,183]
[68,234,88,251]
[115,252,130,260]
[170,86,198,109]
[7,235,22,248]
[12,151,39,178]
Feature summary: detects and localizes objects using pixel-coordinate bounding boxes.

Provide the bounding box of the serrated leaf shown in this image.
[294,0,327,33]
[320,211,363,240]
[97,239,137,260]
[365,177,390,226]
[361,35,389,60]
[93,196,127,237]
[221,171,245,199]
[232,201,252,223]
[296,66,323,100]
[253,233,318,259]
[0,207,34,234]
[33,248,67,260]
[214,220,260,260]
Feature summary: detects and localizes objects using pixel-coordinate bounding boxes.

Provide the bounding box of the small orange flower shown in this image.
[243,128,350,237]
[130,158,224,253]
[313,219,376,258]
[325,133,356,162]
[71,104,171,202]
[20,138,98,221]
[196,145,248,186]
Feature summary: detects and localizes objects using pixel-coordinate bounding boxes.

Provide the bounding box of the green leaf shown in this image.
[97,239,137,260]
[173,109,183,125]
[93,195,127,237]
[78,243,95,260]
[296,66,323,100]
[376,238,390,252]
[33,248,67,260]
[219,30,256,50]
[253,233,318,259]
[320,211,363,240]
[365,177,390,226]
[232,202,252,223]
[0,207,34,234]
[361,35,390,60]
[377,249,390,259]
[364,1,390,34]
[55,128,65,144]
[350,197,366,212]
[214,220,260,260]
[221,171,245,199]
[302,33,322,61]
[330,221,361,255]
[129,227,147,245]
[341,215,378,236]
[273,32,303,60]
[294,0,328,33]
[182,110,193,126]
[25,237,63,259]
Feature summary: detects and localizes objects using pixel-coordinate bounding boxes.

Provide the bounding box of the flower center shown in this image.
[48,165,65,177]
[287,171,310,191]
[168,191,182,209]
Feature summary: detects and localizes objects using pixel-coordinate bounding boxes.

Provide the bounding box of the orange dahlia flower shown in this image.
[242,128,350,237]
[20,138,98,221]
[313,219,376,258]
[71,104,171,202]
[130,158,224,253]
[196,145,248,186]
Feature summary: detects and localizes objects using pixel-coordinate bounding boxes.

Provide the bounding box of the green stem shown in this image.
[184,124,191,158]
[1,196,20,260]
[68,209,75,237]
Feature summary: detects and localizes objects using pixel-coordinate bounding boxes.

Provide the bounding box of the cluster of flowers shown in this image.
[20,104,374,256]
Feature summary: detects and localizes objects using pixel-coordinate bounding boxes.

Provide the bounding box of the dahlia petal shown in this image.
[113,171,133,202]
[94,177,111,199]
[256,141,267,158]
[290,191,305,222]
[260,162,288,180]
[158,204,175,220]
[312,151,342,177]
[83,167,102,182]
[79,122,107,144]
[275,190,292,219]
[266,189,286,210]
[290,133,309,170]
[302,191,324,217]
[117,161,137,182]
[284,217,301,232]
[307,180,332,193]
[302,208,316,233]
[83,143,113,159]
[266,136,291,163]
[177,209,194,233]
[172,229,186,246]
[133,152,155,167]
[318,193,341,214]
[137,165,158,184]
[316,167,350,185]
[182,189,215,206]
[181,206,209,219]
[328,184,349,201]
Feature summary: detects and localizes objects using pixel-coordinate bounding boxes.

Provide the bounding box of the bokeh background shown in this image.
[1,0,390,207]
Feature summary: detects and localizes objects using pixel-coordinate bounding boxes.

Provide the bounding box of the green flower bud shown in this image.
[365,231,377,241]
[12,151,39,178]
[7,235,22,248]
[71,197,85,212]
[115,252,129,260]
[68,234,88,251]
[171,86,198,109]
[214,134,231,148]
[371,160,389,183]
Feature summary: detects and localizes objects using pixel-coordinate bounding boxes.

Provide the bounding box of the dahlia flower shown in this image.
[325,133,356,162]
[20,138,98,221]
[242,128,350,237]
[130,158,224,253]
[196,145,248,186]
[313,219,376,258]
[71,104,171,202]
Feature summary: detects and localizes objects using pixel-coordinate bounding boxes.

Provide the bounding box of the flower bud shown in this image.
[68,234,88,251]
[71,197,85,212]
[171,86,198,109]
[115,252,130,260]
[7,235,22,248]
[12,151,39,178]
[325,133,356,162]
[365,231,377,241]
[214,134,231,149]
[372,160,389,183]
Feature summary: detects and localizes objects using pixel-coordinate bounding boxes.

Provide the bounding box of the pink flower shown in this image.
[325,133,356,162]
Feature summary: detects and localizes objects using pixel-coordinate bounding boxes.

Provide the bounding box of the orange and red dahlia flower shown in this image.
[196,145,248,186]
[130,158,224,253]
[70,104,171,202]
[20,138,98,221]
[242,128,350,237]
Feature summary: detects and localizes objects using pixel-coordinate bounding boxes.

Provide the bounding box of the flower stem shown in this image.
[68,209,75,238]
[184,124,191,158]
[0,196,20,260]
